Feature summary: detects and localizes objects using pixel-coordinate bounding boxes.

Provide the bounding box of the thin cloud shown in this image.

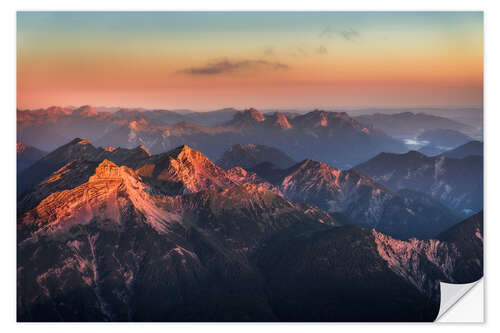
[320,26,360,41]
[316,45,328,55]
[319,26,335,38]
[263,47,275,56]
[178,59,290,75]
[339,28,359,41]
[291,47,308,57]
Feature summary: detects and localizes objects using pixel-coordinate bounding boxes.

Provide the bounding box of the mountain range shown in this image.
[17,106,239,150]
[250,158,460,239]
[354,150,483,215]
[19,139,463,240]
[18,106,412,169]
[96,108,409,168]
[355,112,478,139]
[17,137,483,321]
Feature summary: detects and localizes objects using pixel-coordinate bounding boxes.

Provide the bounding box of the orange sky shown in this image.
[17,12,483,110]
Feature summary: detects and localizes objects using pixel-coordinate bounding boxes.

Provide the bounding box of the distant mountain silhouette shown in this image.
[441,140,483,159]
[417,128,472,149]
[355,112,475,138]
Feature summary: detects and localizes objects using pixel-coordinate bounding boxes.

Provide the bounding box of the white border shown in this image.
[2,0,498,331]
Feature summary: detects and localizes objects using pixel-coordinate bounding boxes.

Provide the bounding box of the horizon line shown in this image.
[17,104,484,113]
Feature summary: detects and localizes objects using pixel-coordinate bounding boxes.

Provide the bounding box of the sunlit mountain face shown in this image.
[17,12,483,322]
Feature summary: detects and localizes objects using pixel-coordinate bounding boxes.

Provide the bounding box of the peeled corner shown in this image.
[436,278,484,322]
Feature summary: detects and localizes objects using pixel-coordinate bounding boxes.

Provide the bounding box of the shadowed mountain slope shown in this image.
[217,144,296,170]
[441,140,483,159]
[354,151,483,214]
[17,142,46,172]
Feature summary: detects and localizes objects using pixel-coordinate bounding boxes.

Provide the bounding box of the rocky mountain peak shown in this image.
[77,138,91,145]
[280,158,343,193]
[291,110,330,128]
[128,118,148,130]
[17,141,27,153]
[310,110,328,120]
[136,144,151,156]
[66,137,91,146]
[45,106,72,115]
[268,112,292,129]
[168,144,204,161]
[135,145,233,194]
[246,108,265,121]
[405,150,427,159]
[89,159,122,182]
[294,158,330,171]
[73,105,98,117]
[229,108,266,126]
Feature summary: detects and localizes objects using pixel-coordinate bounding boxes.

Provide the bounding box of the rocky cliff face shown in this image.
[135,145,277,195]
[374,212,483,298]
[20,159,179,238]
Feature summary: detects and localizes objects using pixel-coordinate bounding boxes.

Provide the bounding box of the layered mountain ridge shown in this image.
[18,106,408,168]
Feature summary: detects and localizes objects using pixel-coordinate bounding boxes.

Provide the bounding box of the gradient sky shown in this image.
[17,12,483,110]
